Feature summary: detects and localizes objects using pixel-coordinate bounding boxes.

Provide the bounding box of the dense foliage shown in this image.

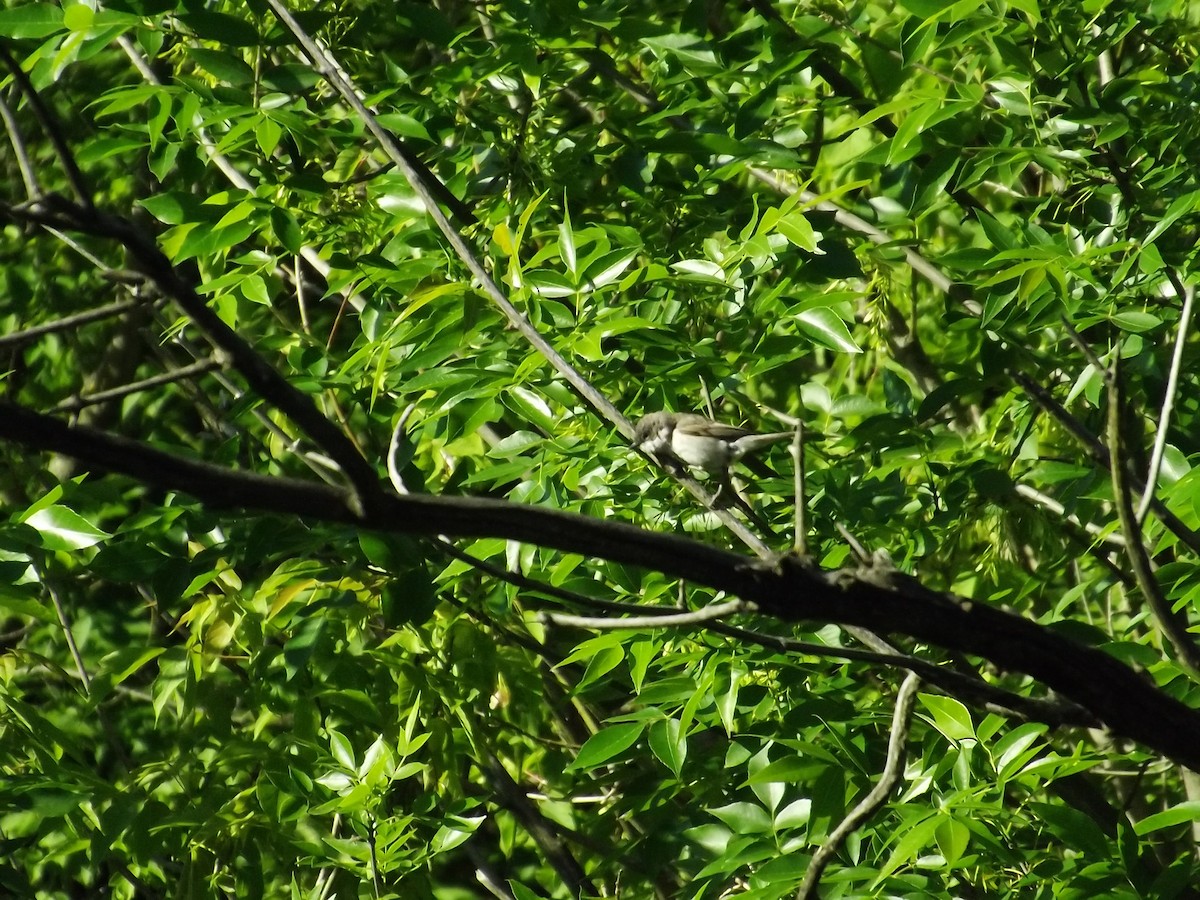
[3,0,1200,897]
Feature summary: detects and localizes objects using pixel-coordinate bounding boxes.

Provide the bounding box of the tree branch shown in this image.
[1106,362,1200,676]
[3,401,1199,769]
[3,194,382,515]
[797,672,921,899]
[543,599,752,630]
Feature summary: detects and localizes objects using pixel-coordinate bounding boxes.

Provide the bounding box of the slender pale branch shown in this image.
[793,422,808,556]
[263,0,774,559]
[0,296,148,350]
[1014,483,1125,549]
[796,672,921,899]
[543,599,752,630]
[54,358,222,413]
[1107,364,1200,676]
[0,42,92,207]
[1138,282,1195,523]
[0,87,40,198]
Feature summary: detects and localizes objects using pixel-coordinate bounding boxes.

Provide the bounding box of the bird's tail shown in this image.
[732,432,793,459]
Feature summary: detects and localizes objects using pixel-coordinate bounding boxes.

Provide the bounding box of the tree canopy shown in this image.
[3,0,1200,897]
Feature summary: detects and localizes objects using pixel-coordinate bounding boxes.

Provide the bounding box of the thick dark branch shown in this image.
[3,401,1199,770]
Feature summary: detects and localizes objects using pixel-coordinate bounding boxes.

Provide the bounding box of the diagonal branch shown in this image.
[262,0,774,557]
[0,41,91,207]
[5,194,381,514]
[1106,362,1200,676]
[1138,281,1195,523]
[797,672,921,899]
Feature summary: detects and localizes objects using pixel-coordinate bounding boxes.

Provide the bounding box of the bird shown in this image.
[633,411,792,480]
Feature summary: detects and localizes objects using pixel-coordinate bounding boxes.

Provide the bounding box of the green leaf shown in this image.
[179,10,260,46]
[707,801,773,834]
[920,694,976,742]
[187,47,255,86]
[139,192,207,225]
[640,33,721,75]
[432,816,484,853]
[577,644,625,690]
[507,882,542,900]
[743,757,819,784]
[580,249,638,289]
[776,211,820,251]
[328,729,356,771]
[1145,190,1200,245]
[794,308,862,353]
[648,718,687,776]
[24,506,110,551]
[1134,801,1200,835]
[1110,310,1161,333]
[569,723,644,770]
[376,112,433,142]
[62,4,94,32]
[0,4,64,38]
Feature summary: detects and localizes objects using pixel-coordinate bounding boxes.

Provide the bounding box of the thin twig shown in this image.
[1014,483,1125,548]
[543,599,752,630]
[1013,370,1200,556]
[46,578,90,692]
[1060,316,1109,375]
[706,619,1092,727]
[0,42,92,207]
[264,0,774,559]
[54,358,222,413]
[1107,360,1200,676]
[793,421,807,555]
[367,816,382,900]
[0,87,40,198]
[0,297,148,350]
[796,671,921,899]
[1138,282,1195,523]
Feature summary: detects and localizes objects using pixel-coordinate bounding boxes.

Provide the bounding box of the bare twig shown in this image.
[793,422,807,556]
[797,672,921,899]
[707,618,1092,727]
[1138,282,1195,523]
[480,752,595,897]
[1014,483,1125,549]
[0,296,148,350]
[1106,364,1200,675]
[54,358,222,413]
[543,599,752,630]
[46,578,90,692]
[1060,316,1109,375]
[0,42,92,206]
[1013,370,1200,557]
[0,87,40,198]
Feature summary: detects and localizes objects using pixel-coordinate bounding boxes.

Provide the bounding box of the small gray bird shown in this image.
[633,411,792,478]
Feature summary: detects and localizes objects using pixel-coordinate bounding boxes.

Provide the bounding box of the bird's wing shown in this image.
[673,416,753,441]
